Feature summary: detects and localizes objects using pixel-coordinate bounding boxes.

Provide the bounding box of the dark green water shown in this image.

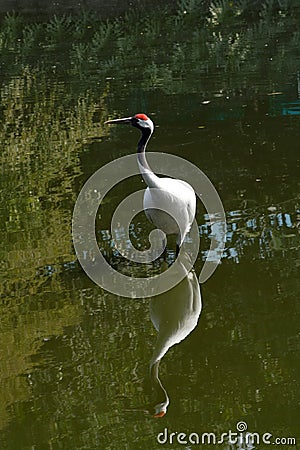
[0,2,299,449]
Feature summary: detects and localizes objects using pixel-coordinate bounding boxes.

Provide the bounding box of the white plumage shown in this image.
[106,113,196,253]
[143,178,196,246]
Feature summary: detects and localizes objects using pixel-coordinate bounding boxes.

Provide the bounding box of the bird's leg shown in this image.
[175,232,182,258]
[162,236,167,262]
[162,248,167,262]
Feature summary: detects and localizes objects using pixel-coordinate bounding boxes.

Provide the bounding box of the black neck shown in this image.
[137,128,152,171]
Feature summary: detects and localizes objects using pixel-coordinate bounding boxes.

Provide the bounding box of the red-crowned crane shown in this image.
[105,113,196,256]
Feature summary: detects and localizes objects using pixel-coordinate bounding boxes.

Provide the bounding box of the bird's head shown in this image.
[105,113,154,134]
[152,401,168,418]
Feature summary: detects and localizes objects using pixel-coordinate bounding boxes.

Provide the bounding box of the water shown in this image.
[0,3,300,449]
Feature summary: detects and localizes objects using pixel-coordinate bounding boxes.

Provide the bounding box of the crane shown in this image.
[105,113,196,256]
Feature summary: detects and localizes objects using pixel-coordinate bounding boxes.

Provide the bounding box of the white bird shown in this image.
[105,113,196,256]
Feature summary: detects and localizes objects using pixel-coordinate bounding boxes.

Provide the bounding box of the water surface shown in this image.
[0,3,299,449]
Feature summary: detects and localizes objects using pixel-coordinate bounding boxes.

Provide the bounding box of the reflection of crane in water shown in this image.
[148,253,202,417]
[123,253,201,418]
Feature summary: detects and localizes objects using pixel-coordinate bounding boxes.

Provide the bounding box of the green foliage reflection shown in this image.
[0,0,299,93]
[0,70,109,429]
[1,70,108,282]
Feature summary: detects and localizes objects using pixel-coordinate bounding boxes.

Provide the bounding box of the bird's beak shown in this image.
[105,117,132,125]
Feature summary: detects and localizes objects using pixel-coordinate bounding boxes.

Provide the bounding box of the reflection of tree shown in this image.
[0,1,299,94]
[199,250,300,431]
[1,71,109,284]
[0,71,109,430]
[0,299,81,429]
